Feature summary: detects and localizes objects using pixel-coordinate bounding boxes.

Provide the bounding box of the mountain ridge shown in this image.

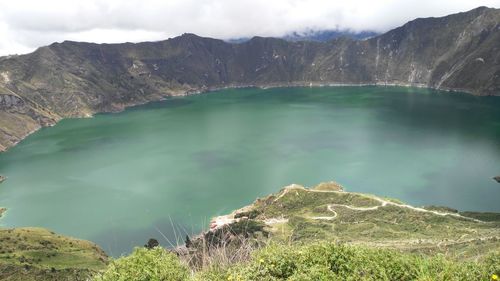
[0,6,499,151]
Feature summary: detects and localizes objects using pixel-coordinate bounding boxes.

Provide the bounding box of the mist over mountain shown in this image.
[227,30,379,43]
[283,30,379,41]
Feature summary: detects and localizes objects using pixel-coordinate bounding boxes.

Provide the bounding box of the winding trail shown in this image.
[309,198,483,223]
[292,186,484,223]
[311,205,338,220]
[273,184,303,202]
[264,217,289,224]
[368,196,484,223]
[211,184,485,231]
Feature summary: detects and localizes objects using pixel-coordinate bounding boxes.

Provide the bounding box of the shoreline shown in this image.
[0,82,495,154]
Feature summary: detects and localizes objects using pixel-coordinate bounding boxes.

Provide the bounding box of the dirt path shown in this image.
[212,184,485,231]
[368,196,484,223]
[311,205,338,220]
[273,184,304,202]
[264,217,289,224]
[303,188,484,223]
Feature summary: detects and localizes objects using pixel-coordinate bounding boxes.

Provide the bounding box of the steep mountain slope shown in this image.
[0,7,498,151]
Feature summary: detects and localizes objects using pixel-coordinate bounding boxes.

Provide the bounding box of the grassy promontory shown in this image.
[0,227,108,281]
[95,182,500,280]
[0,208,108,280]
[0,227,109,281]
[1,181,498,280]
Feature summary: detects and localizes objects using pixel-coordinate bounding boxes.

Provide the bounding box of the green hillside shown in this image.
[93,182,500,280]
[0,227,108,281]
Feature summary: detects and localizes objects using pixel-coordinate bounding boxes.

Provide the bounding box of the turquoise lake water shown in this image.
[0,86,499,255]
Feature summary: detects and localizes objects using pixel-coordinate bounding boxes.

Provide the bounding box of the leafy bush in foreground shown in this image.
[93,247,189,281]
[94,243,499,281]
[196,243,499,281]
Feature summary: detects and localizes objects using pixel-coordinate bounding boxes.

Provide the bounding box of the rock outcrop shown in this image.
[0,7,498,151]
[0,94,24,109]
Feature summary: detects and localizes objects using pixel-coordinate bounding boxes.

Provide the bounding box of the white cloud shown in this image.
[0,0,499,56]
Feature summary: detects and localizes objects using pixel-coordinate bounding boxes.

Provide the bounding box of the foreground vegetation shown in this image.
[94,182,500,280]
[0,228,108,281]
[1,182,499,280]
[94,243,500,281]
[211,182,500,260]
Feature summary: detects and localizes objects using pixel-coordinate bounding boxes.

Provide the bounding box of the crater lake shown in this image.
[1,86,499,255]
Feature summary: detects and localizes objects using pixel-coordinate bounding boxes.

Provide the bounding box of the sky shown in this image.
[0,0,499,56]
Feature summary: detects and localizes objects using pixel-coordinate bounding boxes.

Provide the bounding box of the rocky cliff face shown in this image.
[0,7,498,151]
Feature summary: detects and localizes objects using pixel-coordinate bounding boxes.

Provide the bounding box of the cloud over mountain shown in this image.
[0,0,499,55]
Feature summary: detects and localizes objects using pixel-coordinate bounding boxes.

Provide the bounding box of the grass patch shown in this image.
[0,227,108,281]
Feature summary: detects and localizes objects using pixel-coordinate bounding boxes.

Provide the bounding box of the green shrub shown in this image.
[193,267,231,281]
[93,247,189,281]
[288,265,338,281]
[484,251,500,275]
[97,242,499,281]
[244,243,301,279]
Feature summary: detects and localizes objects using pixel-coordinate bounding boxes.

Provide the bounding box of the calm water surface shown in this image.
[0,86,499,255]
